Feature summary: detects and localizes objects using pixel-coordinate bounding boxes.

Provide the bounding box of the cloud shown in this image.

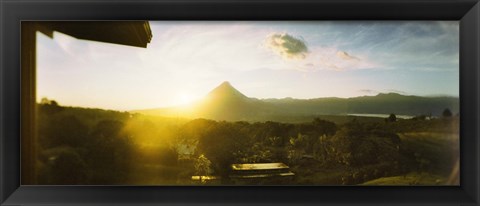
[305,63,314,67]
[359,89,379,94]
[265,33,308,60]
[317,60,345,71]
[336,51,360,61]
[386,89,408,95]
[281,47,380,72]
[302,47,378,71]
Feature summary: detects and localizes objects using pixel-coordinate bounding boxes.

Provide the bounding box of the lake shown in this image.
[347,113,414,119]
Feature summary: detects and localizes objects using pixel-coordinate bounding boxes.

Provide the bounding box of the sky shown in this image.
[37,21,459,111]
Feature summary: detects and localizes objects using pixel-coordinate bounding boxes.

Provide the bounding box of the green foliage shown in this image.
[313,120,403,184]
[37,103,135,184]
[40,115,89,148]
[85,120,133,183]
[195,121,247,177]
[35,99,459,185]
[194,154,213,176]
[38,146,88,184]
[39,98,64,115]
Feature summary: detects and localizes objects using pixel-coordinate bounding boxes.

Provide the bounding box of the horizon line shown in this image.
[38,92,460,112]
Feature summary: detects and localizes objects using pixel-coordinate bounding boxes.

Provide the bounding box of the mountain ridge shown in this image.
[133,82,459,121]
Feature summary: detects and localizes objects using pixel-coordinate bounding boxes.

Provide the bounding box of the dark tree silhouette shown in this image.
[386,113,397,122]
[48,149,88,184]
[43,115,88,148]
[85,120,133,183]
[442,108,452,118]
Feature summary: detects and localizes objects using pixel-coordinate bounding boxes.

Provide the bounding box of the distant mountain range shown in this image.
[133,81,459,122]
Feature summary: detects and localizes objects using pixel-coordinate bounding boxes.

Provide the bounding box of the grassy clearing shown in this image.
[399,132,459,176]
[360,172,446,186]
[360,132,459,185]
[291,166,346,185]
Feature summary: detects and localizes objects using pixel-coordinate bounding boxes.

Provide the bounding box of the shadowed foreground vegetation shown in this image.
[35,99,459,185]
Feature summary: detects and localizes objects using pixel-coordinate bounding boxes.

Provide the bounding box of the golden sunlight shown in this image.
[174,92,196,106]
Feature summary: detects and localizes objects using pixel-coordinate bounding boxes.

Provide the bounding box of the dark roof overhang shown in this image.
[37,21,152,48]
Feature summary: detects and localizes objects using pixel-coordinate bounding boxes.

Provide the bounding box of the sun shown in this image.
[174,92,196,106]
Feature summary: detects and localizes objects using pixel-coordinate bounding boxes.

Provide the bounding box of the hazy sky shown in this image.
[37,21,459,111]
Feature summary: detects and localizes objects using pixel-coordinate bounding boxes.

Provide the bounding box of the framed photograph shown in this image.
[1,0,479,205]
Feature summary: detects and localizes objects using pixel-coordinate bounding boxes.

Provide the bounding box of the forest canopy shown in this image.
[35,99,459,185]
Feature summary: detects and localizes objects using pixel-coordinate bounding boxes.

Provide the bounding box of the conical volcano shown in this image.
[196,81,259,120]
[205,81,249,103]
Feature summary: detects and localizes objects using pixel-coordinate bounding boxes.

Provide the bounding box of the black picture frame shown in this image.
[1,0,479,205]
